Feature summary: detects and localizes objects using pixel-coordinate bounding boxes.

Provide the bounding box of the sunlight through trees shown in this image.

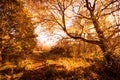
[0,0,120,80]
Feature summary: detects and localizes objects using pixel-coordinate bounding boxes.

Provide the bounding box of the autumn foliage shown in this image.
[0,0,120,80]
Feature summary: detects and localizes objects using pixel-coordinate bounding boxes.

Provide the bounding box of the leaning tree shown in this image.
[26,0,120,64]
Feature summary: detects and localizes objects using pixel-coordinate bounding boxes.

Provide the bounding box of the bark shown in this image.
[99,43,114,64]
[60,0,117,64]
[85,0,114,64]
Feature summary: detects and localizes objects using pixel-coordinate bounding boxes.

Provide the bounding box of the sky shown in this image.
[35,25,66,47]
[34,4,77,47]
[34,0,120,47]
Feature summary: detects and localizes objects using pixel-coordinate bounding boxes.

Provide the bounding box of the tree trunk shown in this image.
[99,44,113,65]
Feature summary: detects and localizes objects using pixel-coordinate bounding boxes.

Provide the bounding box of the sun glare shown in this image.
[35,25,63,47]
[34,5,77,47]
[34,10,95,47]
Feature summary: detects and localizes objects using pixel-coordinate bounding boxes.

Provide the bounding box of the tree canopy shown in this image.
[26,0,120,62]
[0,0,36,63]
[0,0,120,79]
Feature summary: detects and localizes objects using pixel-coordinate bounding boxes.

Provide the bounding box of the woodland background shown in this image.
[0,0,120,80]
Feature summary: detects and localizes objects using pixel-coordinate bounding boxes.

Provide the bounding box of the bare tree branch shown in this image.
[101,0,117,12]
[53,0,101,45]
[71,4,91,20]
[103,24,120,32]
[97,0,119,16]
[85,0,92,11]
[107,28,120,39]
[63,30,100,44]
[50,12,64,29]
[65,0,74,10]
[77,14,91,20]
[93,0,97,11]
[101,7,120,16]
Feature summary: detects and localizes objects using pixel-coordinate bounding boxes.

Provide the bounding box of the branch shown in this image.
[107,28,120,39]
[97,0,119,16]
[50,0,100,45]
[103,24,120,32]
[76,13,91,20]
[64,30,100,44]
[93,0,97,11]
[111,41,120,51]
[57,0,64,12]
[101,7,120,16]
[77,23,84,36]
[50,12,64,29]
[85,0,92,11]
[101,0,117,12]
[71,5,91,20]
[65,0,74,10]
[85,0,96,11]
[108,29,120,39]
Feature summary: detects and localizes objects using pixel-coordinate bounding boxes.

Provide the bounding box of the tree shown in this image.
[0,0,36,63]
[27,0,120,64]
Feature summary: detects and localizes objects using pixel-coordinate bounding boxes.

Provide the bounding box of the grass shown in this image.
[46,57,90,71]
[1,51,120,80]
[19,52,103,80]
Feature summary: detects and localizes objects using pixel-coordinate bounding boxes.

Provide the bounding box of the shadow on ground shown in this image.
[1,51,120,80]
[20,55,120,80]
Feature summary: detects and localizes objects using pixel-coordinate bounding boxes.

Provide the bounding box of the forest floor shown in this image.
[0,51,120,80]
[19,52,118,80]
